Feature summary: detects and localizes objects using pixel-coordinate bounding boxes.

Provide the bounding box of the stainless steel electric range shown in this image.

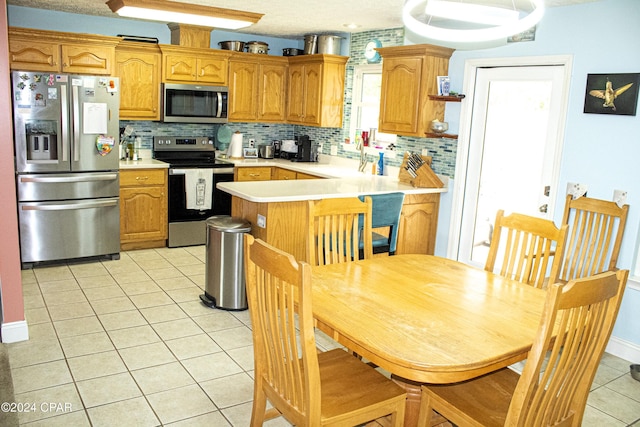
[153,136,234,247]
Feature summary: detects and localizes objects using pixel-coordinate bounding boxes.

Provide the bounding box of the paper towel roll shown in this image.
[227,132,243,158]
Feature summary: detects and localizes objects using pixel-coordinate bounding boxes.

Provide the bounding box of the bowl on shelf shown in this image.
[430,120,449,134]
[218,41,245,51]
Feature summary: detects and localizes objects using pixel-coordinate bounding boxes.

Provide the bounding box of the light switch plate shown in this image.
[613,189,627,207]
[330,145,338,155]
[257,214,266,228]
[566,182,588,199]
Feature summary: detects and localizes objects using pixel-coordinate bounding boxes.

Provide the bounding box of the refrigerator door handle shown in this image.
[216,92,223,118]
[72,84,80,162]
[19,173,118,184]
[60,84,69,162]
[21,199,118,211]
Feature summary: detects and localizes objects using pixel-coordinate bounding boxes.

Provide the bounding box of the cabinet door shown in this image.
[120,186,167,243]
[164,54,197,81]
[287,63,305,123]
[9,39,60,72]
[272,168,297,181]
[296,172,320,180]
[196,56,228,84]
[116,49,161,120]
[379,56,423,135]
[61,43,114,75]
[302,62,322,125]
[229,60,259,121]
[396,194,439,255]
[259,63,287,122]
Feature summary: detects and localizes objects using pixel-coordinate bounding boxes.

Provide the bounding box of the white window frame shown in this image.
[350,64,396,145]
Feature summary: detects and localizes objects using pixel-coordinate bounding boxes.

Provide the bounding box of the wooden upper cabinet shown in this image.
[115,42,162,120]
[160,45,230,85]
[286,54,347,128]
[9,27,118,75]
[228,53,287,123]
[377,44,454,137]
[228,58,260,121]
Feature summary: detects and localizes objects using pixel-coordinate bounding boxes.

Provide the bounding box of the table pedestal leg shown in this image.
[390,375,450,427]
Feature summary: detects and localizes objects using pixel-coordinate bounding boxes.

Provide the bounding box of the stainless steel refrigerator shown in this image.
[12,71,121,267]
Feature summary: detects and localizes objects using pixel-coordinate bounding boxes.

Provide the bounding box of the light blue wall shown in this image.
[438,0,640,348]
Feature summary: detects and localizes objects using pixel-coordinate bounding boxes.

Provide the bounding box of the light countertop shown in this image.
[119,158,169,169]
[218,176,446,203]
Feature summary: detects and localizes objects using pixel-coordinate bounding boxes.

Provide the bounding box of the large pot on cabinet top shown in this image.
[218,41,245,51]
[317,35,342,55]
[246,41,268,54]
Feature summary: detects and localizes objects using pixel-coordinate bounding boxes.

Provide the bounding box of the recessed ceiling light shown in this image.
[343,23,362,30]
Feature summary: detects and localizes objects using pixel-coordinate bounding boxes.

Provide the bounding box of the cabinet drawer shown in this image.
[236,167,272,181]
[120,169,166,186]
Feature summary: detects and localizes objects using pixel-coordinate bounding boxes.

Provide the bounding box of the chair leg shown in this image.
[250,385,267,427]
[417,390,435,427]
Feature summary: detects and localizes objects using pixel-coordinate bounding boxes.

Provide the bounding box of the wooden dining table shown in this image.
[310,254,549,426]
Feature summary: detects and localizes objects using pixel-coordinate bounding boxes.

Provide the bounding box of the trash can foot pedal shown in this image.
[200,293,217,308]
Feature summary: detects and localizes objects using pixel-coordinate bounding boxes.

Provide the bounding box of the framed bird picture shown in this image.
[584,73,640,116]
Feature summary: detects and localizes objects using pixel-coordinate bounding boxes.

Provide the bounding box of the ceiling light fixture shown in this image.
[403,0,544,43]
[106,0,263,30]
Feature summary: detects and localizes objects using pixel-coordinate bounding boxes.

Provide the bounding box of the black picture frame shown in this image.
[583,73,640,116]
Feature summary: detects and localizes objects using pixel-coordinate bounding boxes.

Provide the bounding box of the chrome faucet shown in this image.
[357,140,368,173]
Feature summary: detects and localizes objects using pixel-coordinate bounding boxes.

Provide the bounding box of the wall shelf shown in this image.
[425,132,458,139]
[428,95,464,102]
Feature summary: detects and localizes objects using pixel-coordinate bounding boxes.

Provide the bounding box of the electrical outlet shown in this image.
[248,138,256,148]
[421,148,429,156]
[613,189,627,207]
[566,182,588,199]
[257,214,266,228]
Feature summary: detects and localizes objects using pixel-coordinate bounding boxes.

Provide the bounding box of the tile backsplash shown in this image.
[119,28,457,179]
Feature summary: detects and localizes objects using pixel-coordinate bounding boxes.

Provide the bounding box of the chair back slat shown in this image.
[507,270,628,426]
[559,195,629,282]
[486,210,568,288]
[308,197,373,266]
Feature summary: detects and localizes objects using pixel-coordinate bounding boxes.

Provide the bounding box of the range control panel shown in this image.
[153,136,215,151]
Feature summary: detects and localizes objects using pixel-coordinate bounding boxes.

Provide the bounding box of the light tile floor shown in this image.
[5,246,640,426]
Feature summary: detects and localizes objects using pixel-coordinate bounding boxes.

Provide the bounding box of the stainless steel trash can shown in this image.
[200,216,251,310]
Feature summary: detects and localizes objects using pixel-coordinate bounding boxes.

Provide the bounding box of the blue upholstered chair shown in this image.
[359,192,405,255]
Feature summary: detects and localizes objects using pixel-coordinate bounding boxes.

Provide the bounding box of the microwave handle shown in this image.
[216,92,222,118]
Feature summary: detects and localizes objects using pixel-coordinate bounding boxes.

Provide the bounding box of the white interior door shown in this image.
[457,65,568,267]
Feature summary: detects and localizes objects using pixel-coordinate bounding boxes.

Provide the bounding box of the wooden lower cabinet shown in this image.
[396,193,440,255]
[120,169,168,250]
[231,192,440,262]
[272,168,297,181]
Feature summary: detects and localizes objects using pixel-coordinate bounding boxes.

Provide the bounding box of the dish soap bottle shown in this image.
[377,152,384,176]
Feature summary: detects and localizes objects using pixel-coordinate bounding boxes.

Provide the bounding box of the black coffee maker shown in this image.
[294,135,318,162]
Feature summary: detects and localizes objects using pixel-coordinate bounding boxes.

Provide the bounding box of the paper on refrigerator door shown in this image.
[83,102,108,134]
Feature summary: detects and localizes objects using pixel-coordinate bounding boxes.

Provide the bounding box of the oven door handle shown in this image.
[170,168,234,175]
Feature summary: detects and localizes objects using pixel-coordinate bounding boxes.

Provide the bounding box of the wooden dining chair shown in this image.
[307,196,373,266]
[417,269,628,427]
[244,234,407,427]
[557,194,629,282]
[484,209,569,288]
[358,192,405,256]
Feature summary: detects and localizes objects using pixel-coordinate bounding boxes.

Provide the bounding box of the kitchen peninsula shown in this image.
[218,158,446,261]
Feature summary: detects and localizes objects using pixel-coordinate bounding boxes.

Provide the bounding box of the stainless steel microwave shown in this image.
[162,83,228,124]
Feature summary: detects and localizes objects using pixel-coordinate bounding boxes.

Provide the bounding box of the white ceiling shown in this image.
[7,0,601,38]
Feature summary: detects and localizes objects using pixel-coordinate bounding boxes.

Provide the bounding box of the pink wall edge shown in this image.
[0,0,26,335]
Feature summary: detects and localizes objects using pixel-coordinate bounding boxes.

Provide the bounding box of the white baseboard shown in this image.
[606,336,640,363]
[1,320,29,343]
